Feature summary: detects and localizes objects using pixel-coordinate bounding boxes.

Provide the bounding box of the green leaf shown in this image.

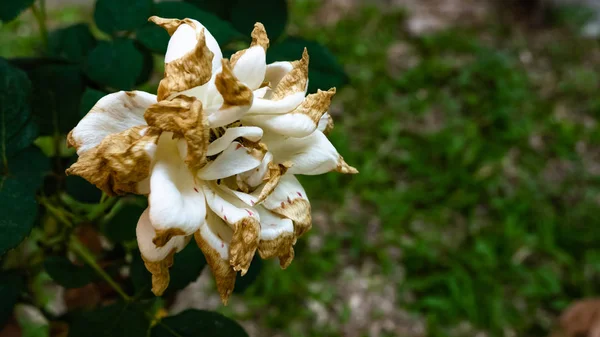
[267,37,349,93]
[233,255,262,294]
[104,201,147,243]
[135,44,155,85]
[28,64,85,135]
[0,0,34,23]
[94,0,153,35]
[86,39,144,90]
[130,242,207,296]
[0,147,49,256]
[48,24,97,63]
[151,310,248,337]
[44,256,96,288]
[0,58,36,159]
[136,2,242,54]
[0,272,24,328]
[230,0,288,41]
[183,0,233,19]
[68,301,152,337]
[79,88,106,117]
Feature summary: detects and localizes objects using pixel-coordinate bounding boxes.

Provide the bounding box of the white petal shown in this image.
[197,141,261,181]
[207,126,263,156]
[198,209,233,259]
[265,61,293,88]
[317,112,331,132]
[263,131,338,175]
[148,133,206,235]
[164,20,222,73]
[206,102,251,128]
[256,206,294,241]
[246,92,306,115]
[243,112,316,138]
[253,86,269,99]
[203,182,260,226]
[136,208,188,262]
[262,174,308,211]
[233,46,266,90]
[239,152,273,188]
[69,91,155,155]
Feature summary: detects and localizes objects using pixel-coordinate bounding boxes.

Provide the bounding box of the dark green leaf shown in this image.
[233,255,262,294]
[151,310,248,337]
[28,64,85,135]
[183,0,233,19]
[0,0,34,22]
[44,256,96,288]
[0,58,36,158]
[49,24,97,63]
[79,88,106,117]
[135,44,154,85]
[0,147,49,256]
[130,249,152,297]
[230,0,288,41]
[136,2,242,54]
[130,242,207,296]
[0,272,24,328]
[267,37,349,93]
[104,201,146,243]
[68,301,152,337]
[86,39,144,90]
[94,0,153,35]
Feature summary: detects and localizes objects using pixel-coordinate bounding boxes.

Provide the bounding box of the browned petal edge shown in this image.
[66,130,77,148]
[152,228,187,248]
[230,23,270,68]
[294,88,336,123]
[194,230,237,304]
[141,248,176,296]
[144,95,210,173]
[229,217,260,275]
[157,28,214,101]
[271,48,309,100]
[255,161,292,203]
[335,155,359,174]
[65,126,160,196]
[148,16,198,36]
[272,199,312,238]
[215,59,254,109]
[258,231,296,269]
[324,115,335,135]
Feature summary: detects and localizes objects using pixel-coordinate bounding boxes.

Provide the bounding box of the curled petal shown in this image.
[203,183,260,275]
[264,61,293,89]
[151,16,222,73]
[194,211,237,304]
[264,130,358,175]
[256,206,295,268]
[207,126,263,156]
[317,112,334,134]
[66,126,159,196]
[243,88,336,137]
[157,28,214,101]
[68,91,155,155]
[144,95,209,173]
[148,133,206,245]
[136,208,188,296]
[270,48,309,100]
[262,174,312,237]
[230,23,269,90]
[197,141,261,181]
[206,60,254,128]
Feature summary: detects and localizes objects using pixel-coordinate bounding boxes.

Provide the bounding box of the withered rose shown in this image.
[66,16,357,303]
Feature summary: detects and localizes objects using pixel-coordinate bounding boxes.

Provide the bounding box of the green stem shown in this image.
[30,0,48,50]
[70,236,132,302]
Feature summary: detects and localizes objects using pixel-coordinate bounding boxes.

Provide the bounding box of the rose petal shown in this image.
[317,112,334,134]
[197,141,261,181]
[68,91,155,155]
[148,133,207,245]
[256,206,295,268]
[206,126,263,156]
[230,23,269,90]
[262,174,312,237]
[205,60,253,128]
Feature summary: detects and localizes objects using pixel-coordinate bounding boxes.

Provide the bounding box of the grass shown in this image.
[3,0,600,336]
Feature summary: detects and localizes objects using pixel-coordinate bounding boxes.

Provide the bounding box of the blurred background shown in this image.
[3,0,600,336]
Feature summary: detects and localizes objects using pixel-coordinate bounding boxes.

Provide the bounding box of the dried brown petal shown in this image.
[271,48,309,100]
[148,16,198,36]
[336,156,359,174]
[272,199,312,237]
[215,59,254,109]
[258,231,295,269]
[324,115,335,135]
[230,23,270,67]
[152,228,187,248]
[157,29,213,101]
[194,230,237,304]
[142,249,176,296]
[144,95,210,173]
[229,217,260,275]
[295,88,336,123]
[255,161,292,203]
[66,126,160,196]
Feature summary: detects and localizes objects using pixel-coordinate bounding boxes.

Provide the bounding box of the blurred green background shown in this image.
[3,0,600,336]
